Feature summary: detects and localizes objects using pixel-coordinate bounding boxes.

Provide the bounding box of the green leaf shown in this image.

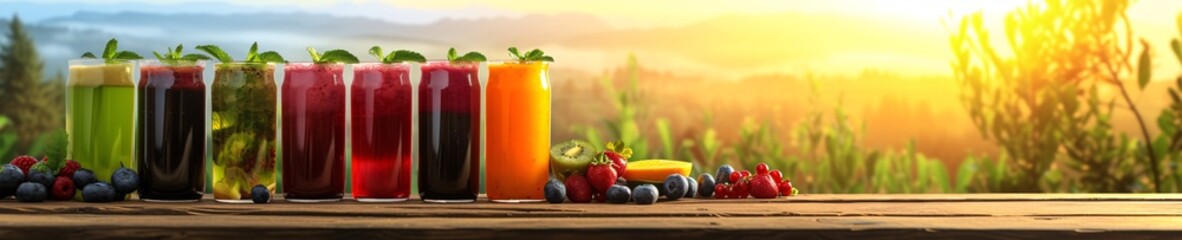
[112,51,144,60]
[526,49,543,59]
[317,49,359,64]
[368,46,384,60]
[385,50,426,63]
[181,53,211,61]
[457,52,486,62]
[1138,39,1151,90]
[508,47,521,59]
[255,51,286,63]
[80,52,96,58]
[196,45,234,62]
[247,42,259,62]
[103,38,118,59]
[306,47,321,62]
[540,56,554,62]
[174,44,184,57]
[447,48,459,61]
[153,51,165,60]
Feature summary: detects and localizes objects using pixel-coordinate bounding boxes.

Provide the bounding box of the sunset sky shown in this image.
[3,0,1181,78]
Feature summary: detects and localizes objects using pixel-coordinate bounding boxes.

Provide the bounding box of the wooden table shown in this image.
[1,194,1181,239]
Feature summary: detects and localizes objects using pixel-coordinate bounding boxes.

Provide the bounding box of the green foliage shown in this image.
[950,0,1150,192]
[80,38,143,62]
[0,15,63,159]
[152,44,210,65]
[196,42,285,63]
[577,54,649,159]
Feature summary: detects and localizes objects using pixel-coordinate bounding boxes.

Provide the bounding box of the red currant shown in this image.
[755,163,769,175]
[739,170,751,179]
[778,180,794,196]
[714,183,731,199]
[732,179,750,198]
[769,170,783,183]
[729,171,742,183]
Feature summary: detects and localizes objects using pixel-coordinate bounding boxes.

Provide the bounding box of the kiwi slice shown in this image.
[549,140,598,180]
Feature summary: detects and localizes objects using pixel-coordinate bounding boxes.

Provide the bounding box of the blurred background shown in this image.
[3,0,1182,193]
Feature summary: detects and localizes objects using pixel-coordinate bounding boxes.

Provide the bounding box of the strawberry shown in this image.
[603,141,632,175]
[564,174,593,203]
[587,154,618,197]
[778,180,795,196]
[769,169,783,183]
[749,174,779,199]
[10,155,38,175]
[51,176,75,200]
[713,183,731,199]
[755,163,769,175]
[58,160,81,177]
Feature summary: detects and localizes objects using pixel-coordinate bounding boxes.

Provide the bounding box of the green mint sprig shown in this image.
[447,48,486,63]
[153,44,210,65]
[81,38,143,63]
[368,46,426,64]
[195,42,286,63]
[307,47,359,64]
[508,47,554,62]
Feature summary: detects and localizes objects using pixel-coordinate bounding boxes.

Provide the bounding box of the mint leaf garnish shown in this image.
[80,38,142,63]
[154,43,210,65]
[196,45,234,62]
[307,47,359,64]
[507,47,554,62]
[44,129,67,171]
[447,48,485,62]
[369,46,425,64]
[196,43,284,63]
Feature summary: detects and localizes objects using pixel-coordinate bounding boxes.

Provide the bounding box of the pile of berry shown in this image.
[702,163,797,199]
[1,155,139,203]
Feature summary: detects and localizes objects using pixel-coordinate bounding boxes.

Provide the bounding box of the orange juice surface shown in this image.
[486,62,551,201]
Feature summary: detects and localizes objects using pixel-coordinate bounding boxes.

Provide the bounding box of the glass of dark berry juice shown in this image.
[351,62,413,202]
[418,61,481,203]
[281,62,346,202]
[136,59,207,202]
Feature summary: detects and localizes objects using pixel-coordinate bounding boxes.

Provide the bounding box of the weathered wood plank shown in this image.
[1,194,1181,239]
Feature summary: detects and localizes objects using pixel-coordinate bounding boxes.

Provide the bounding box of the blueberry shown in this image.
[697,174,716,197]
[28,170,54,190]
[252,185,270,203]
[632,184,658,205]
[15,182,47,202]
[72,168,98,190]
[614,177,628,186]
[543,178,566,204]
[111,167,139,194]
[663,174,688,201]
[0,164,24,198]
[606,185,631,204]
[716,165,735,184]
[82,182,116,203]
[684,177,697,198]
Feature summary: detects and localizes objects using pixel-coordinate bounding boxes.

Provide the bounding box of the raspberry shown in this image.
[755,163,769,175]
[58,160,81,177]
[51,176,75,200]
[10,155,38,176]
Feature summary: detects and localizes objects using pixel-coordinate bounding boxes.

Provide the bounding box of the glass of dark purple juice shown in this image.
[136,59,207,202]
[281,62,346,202]
[418,61,481,203]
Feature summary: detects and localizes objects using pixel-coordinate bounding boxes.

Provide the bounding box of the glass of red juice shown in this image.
[136,59,206,202]
[281,62,346,202]
[351,62,413,202]
[418,61,481,203]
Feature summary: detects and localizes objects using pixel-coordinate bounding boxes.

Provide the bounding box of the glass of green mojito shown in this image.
[66,59,136,189]
[210,62,278,203]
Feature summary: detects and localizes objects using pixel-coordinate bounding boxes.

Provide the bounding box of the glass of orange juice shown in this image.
[486,61,551,202]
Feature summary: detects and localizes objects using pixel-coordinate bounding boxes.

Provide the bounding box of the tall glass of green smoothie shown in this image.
[210,62,277,203]
[66,59,136,187]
